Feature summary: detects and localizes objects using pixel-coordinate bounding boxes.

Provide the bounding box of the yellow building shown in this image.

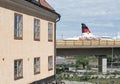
[0,0,60,84]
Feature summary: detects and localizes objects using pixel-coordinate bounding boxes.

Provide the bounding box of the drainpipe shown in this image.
[56,14,61,22]
[54,14,61,82]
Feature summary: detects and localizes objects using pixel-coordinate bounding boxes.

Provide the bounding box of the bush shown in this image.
[80,75,90,81]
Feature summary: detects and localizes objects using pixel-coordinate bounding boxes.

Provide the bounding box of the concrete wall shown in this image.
[98,55,107,74]
[57,48,120,56]
[0,6,55,84]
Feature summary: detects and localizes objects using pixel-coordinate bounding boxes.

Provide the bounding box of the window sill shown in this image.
[34,72,40,75]
[34,39,40,41]
[14,37,23,40]
[48,68,53,71]
[14,76,23,80]
[48,40,53,42]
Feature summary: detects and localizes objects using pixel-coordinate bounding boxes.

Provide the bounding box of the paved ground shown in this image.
[63,80,93,84]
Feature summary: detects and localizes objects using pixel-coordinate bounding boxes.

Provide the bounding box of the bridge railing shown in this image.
[56,40,120,48]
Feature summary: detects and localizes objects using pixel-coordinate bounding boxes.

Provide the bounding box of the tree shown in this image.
[75,56,89,69]
[107,55,112,63]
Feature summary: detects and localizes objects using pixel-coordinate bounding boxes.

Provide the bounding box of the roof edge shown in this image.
[25,0,61,21]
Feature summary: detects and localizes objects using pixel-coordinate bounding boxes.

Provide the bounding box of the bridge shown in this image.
[56,40,120,74]
[56,40,120,55]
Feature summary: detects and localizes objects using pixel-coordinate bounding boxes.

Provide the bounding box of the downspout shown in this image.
[56,14,61,22]
[54,14,61,81]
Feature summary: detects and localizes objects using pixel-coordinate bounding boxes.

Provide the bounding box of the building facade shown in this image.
[0,0,60,84]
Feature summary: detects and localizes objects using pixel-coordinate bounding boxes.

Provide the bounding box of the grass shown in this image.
[88,78,120,84]
[64,76,120,84]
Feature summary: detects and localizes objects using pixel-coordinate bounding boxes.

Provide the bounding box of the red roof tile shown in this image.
[40,0,54,11]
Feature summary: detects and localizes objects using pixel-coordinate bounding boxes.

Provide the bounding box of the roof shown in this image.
[25,0,61,21]
[40,0,54,11]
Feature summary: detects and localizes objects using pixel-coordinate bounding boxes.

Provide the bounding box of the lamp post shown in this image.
[61,34,64,40]
[111,47,113,68]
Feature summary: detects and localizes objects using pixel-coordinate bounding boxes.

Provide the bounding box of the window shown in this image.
[14,59,23,80]
[48,23,53,41]
[34,57,40,74]
[14,13,23,40]
[34,19,40,41]
[48,56,53,71]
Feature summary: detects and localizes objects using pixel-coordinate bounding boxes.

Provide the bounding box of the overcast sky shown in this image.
[47,0,120,39]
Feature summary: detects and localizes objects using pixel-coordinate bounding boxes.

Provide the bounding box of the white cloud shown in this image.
[88,22,114,28]
[47,0,120,38]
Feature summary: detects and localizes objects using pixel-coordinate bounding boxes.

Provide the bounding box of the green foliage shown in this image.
[87,65,92,70]
[64,76,81,81]
[56,68,63,74]
[107,55,120,62]
[56,64,66,74]
[75,56,89,69]
[80,75,91,81]
[107,55,113,62]
[88,78,120,84]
